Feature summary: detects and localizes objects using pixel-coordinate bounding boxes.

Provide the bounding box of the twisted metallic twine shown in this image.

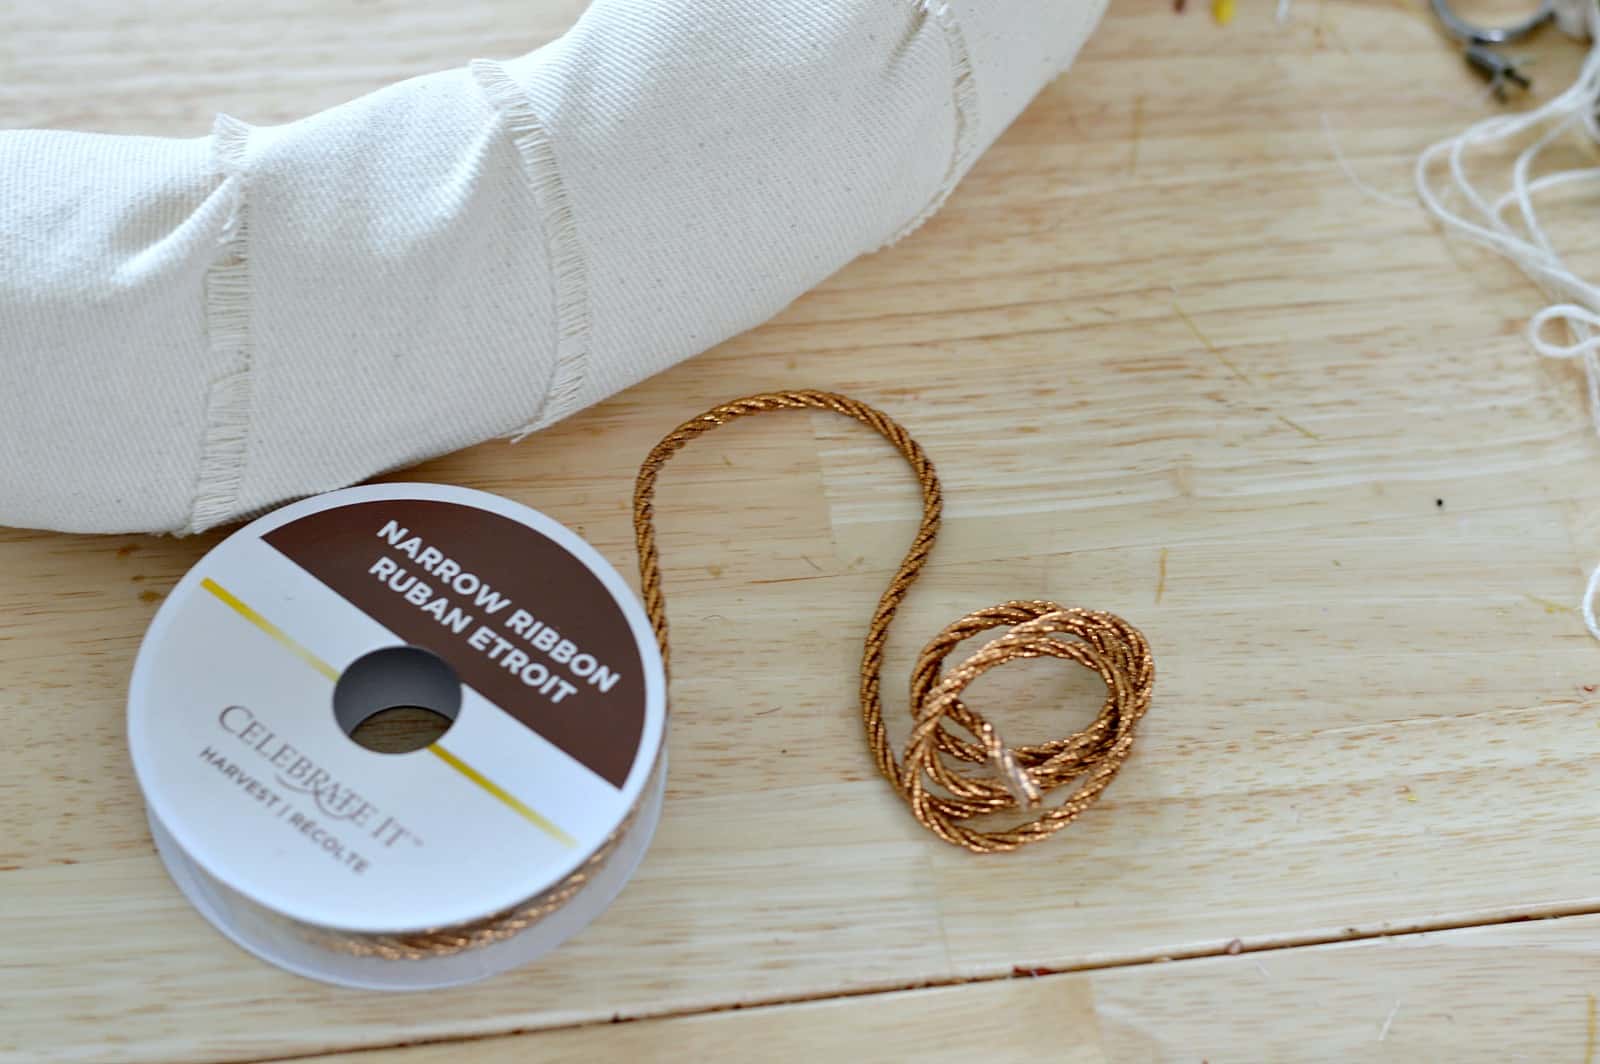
[635,391,1156,854]
[273,390,1155,959]
[300,759,660,960]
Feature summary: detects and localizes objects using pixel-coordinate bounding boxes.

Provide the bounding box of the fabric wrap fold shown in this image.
[0,0,1105,534]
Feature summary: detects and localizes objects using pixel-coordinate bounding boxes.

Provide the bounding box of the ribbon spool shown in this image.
[129,484,667,989]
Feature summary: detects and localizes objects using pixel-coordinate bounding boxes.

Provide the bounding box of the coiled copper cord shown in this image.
[280,389,1156,959]
[302,760,659,960]
[635,390,1156,854]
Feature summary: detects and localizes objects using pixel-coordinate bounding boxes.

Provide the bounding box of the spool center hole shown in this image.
[332,645,461,755]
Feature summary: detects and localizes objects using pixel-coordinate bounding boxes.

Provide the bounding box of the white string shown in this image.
[1414,10,1600,640]
[1586,560,1600,640]
[1531,303,1600,358]
[1321,112,1414,209]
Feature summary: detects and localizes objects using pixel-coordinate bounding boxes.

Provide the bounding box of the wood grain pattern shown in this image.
[302,914,1600,1063]
[5,1,1600,1061]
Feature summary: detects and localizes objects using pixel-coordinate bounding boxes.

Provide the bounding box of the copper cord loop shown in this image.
[246,390,1154,960]
[635,390,1155,854]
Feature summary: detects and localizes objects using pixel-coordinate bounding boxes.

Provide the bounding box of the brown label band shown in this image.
[265,499,643,789]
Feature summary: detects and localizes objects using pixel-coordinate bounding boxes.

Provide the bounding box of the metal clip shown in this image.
[1464,43,1534,100]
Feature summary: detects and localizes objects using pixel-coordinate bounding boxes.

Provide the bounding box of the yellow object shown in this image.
[1213,0,1236,24]
[201,576,340,682]
[427,744,578,848]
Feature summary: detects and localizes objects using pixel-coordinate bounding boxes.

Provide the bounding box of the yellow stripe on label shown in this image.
[428,744,576,848]
[201,577,339,682]
[201,575,576,849]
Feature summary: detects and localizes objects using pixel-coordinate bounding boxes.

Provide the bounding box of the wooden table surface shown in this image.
[6,1,1600,1061]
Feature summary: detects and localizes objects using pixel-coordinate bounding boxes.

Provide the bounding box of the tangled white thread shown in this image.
[1415,12,1600,639]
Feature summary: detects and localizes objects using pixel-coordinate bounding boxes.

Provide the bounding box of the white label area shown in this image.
[128,485,666,935]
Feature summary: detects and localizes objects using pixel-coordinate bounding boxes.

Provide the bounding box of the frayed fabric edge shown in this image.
[883,0,981,248]
[471,59,593,442]
[185,114,256,535]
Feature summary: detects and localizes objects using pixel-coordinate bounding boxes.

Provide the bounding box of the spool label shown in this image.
[128,484,666,935]
[264,499,643,788]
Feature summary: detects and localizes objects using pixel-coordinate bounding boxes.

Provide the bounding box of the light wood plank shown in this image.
[310,976,1111,1064]
[6,1,1600,1061]
[306,914,1600,1064]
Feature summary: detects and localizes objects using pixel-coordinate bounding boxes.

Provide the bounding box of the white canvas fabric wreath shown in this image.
[0,0,1106,534]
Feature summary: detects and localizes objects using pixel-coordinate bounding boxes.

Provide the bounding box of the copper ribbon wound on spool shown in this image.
[633,390,1156,854]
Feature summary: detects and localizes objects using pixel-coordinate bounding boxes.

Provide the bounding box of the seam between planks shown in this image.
[242,898,1600,1064]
